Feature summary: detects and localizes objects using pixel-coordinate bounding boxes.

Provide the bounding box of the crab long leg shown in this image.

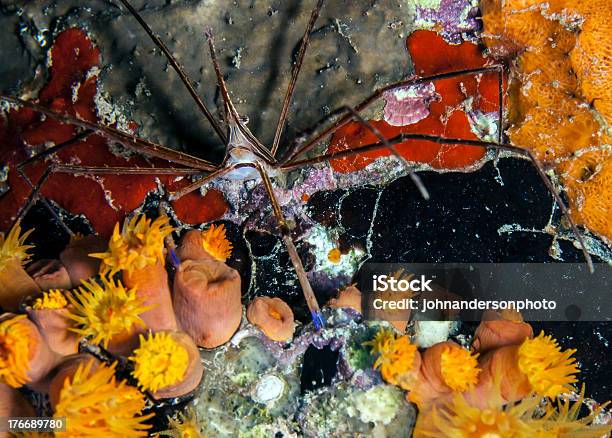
[281,133,595,274]
[17,130,93,172]
[332,105,430,200]
[281,65,504,164]
[51,164,203,175]
[270,0,326,158]
[12,167,66,234]
[116,0,227,145]
[167,164,238,200]
[252,162,325,329]
[13,130,95,232]
[14,163,205,236]
[1,95,218,171]
[281,134,515,170]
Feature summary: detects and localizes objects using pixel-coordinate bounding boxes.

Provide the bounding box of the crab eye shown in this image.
[239,115,249,125]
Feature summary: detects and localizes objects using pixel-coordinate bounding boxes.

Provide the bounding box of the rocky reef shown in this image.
[0,0,611,437]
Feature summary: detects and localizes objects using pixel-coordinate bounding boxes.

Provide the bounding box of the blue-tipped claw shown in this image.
[311,310,326,331]
[169,247,180,269]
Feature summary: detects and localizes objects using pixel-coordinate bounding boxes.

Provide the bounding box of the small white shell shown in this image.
[253,374,285,405]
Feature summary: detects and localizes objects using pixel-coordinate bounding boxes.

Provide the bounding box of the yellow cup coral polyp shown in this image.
[0,315,32,388]
[130,331,203,399]
[475,331,579,404]
[526,386,612,437]
[32,289,69,310]
[176,224,233,263]
[0,314,59,389]
[408,341,480,409]
[326,285,362,314]
[246,296,295,342]
[415,386,612,438]
[173,258,242,348]
[517,332,578,398]
[201,224,233,262]
[165,408,202,438]
[0,223,39,311]
[27,289,79,356]
[413,391,533,438]
[91,214,178,331]
[67,276,150,352]
[365,329,421,391]
[472,309,534,353]
[50,356,152,437]
[91,214,173,276]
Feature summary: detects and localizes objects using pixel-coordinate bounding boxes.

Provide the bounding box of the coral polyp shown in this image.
[518,332,579,398]
[0,222,38,311]
[415,388,612,438]
[32,289,69,310]
[246,296,295,342]
[0,315,32,388]
[440,345,480,392]
[162,408,202,438]
[91,215,173,276]
[0,222,33,272]
[53,359,152,437]
[414,389,546,438]
[67,276,150,347]
[366,329,420,390]
[130,332,189,393]
[201,223,233,262]
[526,387,612,437]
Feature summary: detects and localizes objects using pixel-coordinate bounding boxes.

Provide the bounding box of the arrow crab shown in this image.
[0,0,594,328]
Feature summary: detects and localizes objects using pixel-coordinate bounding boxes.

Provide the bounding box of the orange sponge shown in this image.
[482,0,612,241]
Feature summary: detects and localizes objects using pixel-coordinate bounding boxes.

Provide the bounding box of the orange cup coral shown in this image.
[525,386,612,437]
[129,331,203,399]
[246,296,295,342]
[50,356,152,437]
[408,341,480,409]
[26,259,72,291]
[326,285,362,314]
[413,390,534,438]
[0,223,39,311]
[0,314,59,389]
[91,214,178,331]
[176,224,233,263]
[364,328,421,391]
[414,385,612,437]
[173,258,242,348]
[164,408,202,438]
[27,290,79,356]
[91,214,173,276]
[66,276,150,354]
[472,309,533,353]
[474,331,579,405]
